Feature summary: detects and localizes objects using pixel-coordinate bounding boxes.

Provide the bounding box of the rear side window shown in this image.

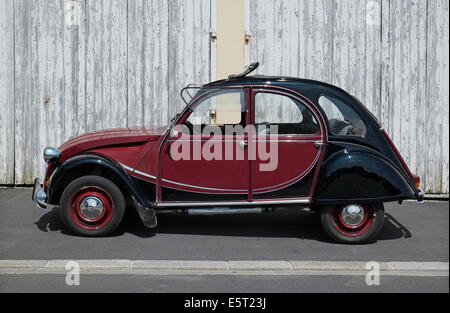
[318,95,367,138]
[254,92,320,135]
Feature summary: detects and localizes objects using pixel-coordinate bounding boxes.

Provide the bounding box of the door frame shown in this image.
[156,86,252,203]
[154,84,328,206]
[249,85,329,200]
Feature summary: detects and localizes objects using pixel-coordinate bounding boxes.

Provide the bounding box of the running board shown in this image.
[187,208,264,215]
[155,198,311,209]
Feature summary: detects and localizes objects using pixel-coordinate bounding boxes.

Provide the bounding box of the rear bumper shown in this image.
[416,188,425,204]
[32,178,48,210]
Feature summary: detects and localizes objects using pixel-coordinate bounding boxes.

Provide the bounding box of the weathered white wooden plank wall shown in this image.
[382,0,430,192]
[249,0,449,194]
[82,0,128,132]
[0,0,448,193]
[13,0,71,184]
[168,0,212,118]
[127,0,169,128]
[1,0,211,184]
[0,0,15,184]
[427,0,449,193]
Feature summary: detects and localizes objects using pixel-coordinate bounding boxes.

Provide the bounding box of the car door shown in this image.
[159,88,250,202]
[250,88,326,199]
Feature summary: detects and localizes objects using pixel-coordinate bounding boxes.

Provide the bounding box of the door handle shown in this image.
[239,140,248,150]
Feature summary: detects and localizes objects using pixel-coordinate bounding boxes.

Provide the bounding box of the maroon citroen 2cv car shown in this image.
[33,63,424,244]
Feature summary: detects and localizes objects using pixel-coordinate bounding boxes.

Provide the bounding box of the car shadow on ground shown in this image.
[34,206,156,238]
[35,207,412,244]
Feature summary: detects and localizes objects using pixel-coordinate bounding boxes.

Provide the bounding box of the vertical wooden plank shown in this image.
[380,0,391,131]
[299,0,334,82]
[383,0,428,190]
[110,0,129,130]
[143,0,169,126]
[14,0,70,184]
[364,0,383,118]
[332,1,363,100]
[210,0,217,81]
[0,0,15,184]
[84,0,128,132]
[168,0,211,119]
[13,0,32,184]
[128,0,169,127]
[127,0,145,127]
[427,0,449,193]
[332,0,382,116]
[250,0,334,80]
[76,0,87,135]
[61,0,79,145]
[13,0,81,184]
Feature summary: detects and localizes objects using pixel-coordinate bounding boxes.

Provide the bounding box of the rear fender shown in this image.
[315,148,417,204]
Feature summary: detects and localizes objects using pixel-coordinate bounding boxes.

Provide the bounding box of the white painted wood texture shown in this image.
[249,0,449,194]
[0,0,15,184]
[0,0,212,184]
[0,0,448,194]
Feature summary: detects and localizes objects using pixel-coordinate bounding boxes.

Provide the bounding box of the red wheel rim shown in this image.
[69,186,114,230]
[332,204,375,237]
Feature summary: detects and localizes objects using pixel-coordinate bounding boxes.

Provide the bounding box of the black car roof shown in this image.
[202,74,381,129]
[205,75,347,95]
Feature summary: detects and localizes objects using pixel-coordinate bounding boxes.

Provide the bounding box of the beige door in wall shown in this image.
[215,0,247,80]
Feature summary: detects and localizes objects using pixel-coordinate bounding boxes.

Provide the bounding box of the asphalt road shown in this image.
[1,274,448,293]
[0,188,448,292]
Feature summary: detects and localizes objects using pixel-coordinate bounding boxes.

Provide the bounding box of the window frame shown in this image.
[181,88,249,132]
[252,90,321,137]
[317,93,369,139]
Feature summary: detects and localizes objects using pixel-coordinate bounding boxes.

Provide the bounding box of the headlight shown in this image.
[43,147,61,163]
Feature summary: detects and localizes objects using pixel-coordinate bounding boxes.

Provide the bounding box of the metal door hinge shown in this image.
[245,31,251,43]
[315,141,324,148]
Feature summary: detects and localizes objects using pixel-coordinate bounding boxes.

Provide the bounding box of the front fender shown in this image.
[47,154,150,207]
[315,149,417,203]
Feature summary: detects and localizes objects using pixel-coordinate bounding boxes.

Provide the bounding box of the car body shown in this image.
[33,63,424,243]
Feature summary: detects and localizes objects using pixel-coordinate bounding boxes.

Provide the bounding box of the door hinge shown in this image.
[314,141,324,148]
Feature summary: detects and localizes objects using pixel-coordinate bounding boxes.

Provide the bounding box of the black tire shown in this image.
[60,175,126,237]
[320,203,385,244]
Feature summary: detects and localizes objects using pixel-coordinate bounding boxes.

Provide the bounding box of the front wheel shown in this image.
[60,175,126,237]
[320,203,385,244]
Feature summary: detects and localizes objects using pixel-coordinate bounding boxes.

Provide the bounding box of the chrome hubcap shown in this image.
[80,196,104,220]
[341,204,365,226]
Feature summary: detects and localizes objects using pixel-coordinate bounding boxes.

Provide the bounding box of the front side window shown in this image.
[318,95,367,137]
[185,90,246,132]
[254,92,319,135]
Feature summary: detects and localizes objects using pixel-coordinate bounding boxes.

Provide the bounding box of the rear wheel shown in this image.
[320,203,384,244]
[60,175,126,236]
